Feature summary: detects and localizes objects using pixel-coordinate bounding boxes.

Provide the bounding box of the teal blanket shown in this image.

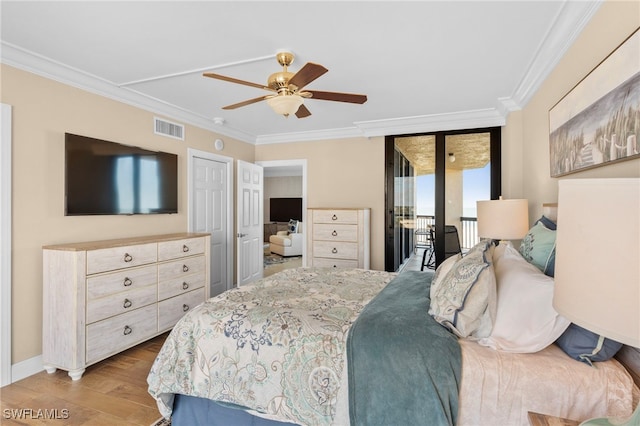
[347,271,461,426]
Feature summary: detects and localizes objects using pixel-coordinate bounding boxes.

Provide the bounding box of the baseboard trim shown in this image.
[11,354,44,383]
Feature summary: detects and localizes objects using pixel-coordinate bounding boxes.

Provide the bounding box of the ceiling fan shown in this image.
[203,51,367,118]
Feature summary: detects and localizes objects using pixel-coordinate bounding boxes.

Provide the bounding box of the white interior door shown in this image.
[190,153,230,297]
[237,160,263,286]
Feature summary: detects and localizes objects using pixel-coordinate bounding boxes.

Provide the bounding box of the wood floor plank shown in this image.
[0,333,168,425]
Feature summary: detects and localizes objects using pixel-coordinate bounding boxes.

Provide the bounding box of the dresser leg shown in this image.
[43,365,57,374]
[68,369,85,380]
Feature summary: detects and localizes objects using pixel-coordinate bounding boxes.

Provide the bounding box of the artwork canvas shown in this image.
[549,28,640,177]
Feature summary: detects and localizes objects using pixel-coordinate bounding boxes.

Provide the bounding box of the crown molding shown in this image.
[509,0,602,109]
[354,109,506,137]
[0,42,258,144]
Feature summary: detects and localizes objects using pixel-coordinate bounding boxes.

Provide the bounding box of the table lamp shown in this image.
[554,178,640,426]
[476,197,529,245]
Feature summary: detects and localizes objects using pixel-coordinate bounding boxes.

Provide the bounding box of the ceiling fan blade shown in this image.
[295,104,312,118]
[203,72,273,91]
[306,90,367,104]
[222,95,270,110]
[288,63,328,90]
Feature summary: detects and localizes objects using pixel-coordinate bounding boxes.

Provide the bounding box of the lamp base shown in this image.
[580,402,640,426]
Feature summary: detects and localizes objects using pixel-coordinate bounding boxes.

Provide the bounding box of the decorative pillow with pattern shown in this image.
[288,219,299,233]
[429,241,496,338]
[519,221,556,276]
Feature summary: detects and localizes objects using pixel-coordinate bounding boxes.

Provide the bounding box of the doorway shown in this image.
[257,159,308,275]
[187,148,233,296]
[384,127,501,272]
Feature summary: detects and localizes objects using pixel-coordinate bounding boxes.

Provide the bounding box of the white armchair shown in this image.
[269,230,303,257]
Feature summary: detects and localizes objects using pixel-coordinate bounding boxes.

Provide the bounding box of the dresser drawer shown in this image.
[312,241,358,260]
[158,273,205,301]
[86,264,157,300]
[87,243,157,275]
[312,224,358,242]
[158,255,206,281]
[312,209,359,224]
[86,304,157,364]
[158,288,205,331]
[86,284,157,324]
[311,257,359,269]
[158,237,205,261]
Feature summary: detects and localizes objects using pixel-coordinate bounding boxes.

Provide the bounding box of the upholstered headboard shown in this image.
[544,202,639,389]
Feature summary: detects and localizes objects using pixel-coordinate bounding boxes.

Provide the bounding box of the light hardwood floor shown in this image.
[0,333,168,425]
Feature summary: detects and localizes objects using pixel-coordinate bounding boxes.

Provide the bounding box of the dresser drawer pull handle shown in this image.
[332,230,338,236]
[123,298,132,309]
[183,265,189,272]
[183,304,190,312]
[332,248,338,254]
[332,214,338,221]
[123,253,133,263]
[183,245,190,253]
[123,325,132,335]
[123,277,132,287]
[182,282,189,290]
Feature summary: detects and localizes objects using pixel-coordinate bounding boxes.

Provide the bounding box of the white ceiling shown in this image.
[1,1,601,145]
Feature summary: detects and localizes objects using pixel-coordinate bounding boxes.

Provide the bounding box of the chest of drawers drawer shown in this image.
[158,288,205,331]
[158,273,205,301]
[86,304,158,364]
[312,223,358,242]
[312,241,359,260]
[312,209,359,224]
[86,243,157,275]
[158,256,206,281]
[158,237,205,261]
[86,284,157,324]
[86,265,157,300]
[311,258,359,269]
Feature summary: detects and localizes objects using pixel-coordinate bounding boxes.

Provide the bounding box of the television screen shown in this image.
[65,133,178,215]
[269,197,302,222]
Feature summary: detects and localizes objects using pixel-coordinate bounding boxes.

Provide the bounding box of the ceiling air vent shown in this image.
[154,117,184,140]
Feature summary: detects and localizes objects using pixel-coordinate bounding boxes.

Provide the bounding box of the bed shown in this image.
[148,242,639,426]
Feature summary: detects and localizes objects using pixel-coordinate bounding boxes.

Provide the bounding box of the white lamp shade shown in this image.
[476,198,529,240]
[553,178,640,347]
[266,95,303,116]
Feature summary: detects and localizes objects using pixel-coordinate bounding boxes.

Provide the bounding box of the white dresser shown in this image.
[42,233,210,380]
[307,208,370,269]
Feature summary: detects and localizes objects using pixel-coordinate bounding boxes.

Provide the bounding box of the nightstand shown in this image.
[528,411,580,426]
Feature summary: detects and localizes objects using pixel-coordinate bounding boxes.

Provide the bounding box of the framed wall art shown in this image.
[549,27,640,177]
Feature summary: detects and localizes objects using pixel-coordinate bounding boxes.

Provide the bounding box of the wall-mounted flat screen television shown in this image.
[269,197,302,222]
[65,133,178,215]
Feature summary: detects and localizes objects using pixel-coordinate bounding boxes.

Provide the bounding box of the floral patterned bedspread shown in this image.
[147,267,396,425]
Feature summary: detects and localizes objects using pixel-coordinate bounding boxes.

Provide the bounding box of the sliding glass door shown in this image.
[385,127,501,272]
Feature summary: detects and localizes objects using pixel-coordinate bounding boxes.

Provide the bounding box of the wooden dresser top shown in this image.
[43,233,210,251]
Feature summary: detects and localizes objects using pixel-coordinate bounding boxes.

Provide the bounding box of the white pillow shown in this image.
[478,244,570,353]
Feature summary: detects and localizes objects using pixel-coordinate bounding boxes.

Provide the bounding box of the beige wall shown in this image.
[516,0,640,222]
[1,64,255,363]
[3,0,639,367]
[255,137,386,271]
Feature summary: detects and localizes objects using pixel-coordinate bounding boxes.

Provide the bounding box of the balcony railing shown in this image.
[415,215,478,251]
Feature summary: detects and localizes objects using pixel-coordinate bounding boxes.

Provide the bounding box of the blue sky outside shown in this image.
[416,163,490,217]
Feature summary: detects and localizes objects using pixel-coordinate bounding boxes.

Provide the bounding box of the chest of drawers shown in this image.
[42,233,210,380]
[307,208,370,269]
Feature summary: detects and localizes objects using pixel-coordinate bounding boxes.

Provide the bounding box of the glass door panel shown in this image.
[444,133,491,255]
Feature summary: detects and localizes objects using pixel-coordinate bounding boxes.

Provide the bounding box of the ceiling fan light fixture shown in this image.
[267,94,304,117]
